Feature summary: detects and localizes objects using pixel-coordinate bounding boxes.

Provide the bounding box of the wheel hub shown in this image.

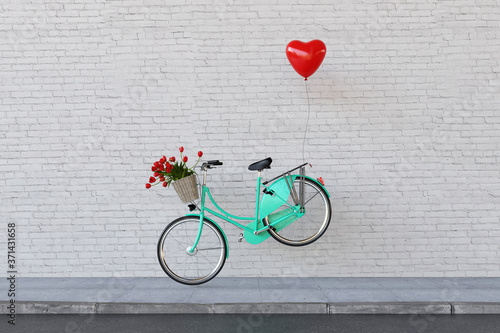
[186,247,197,256]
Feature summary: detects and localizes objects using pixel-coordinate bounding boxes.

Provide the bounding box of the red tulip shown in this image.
[179,147,184,153]
[183,156,188,163]
[162,182,168,187]
[149,176,156,183]
[145,183,151,189]
[198,151,203,157]
[169,156,175,162]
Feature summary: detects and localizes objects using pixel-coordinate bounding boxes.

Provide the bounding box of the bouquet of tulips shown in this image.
[146,147,203,189]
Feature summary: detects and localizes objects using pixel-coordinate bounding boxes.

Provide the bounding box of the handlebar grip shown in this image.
[207,160,223,166]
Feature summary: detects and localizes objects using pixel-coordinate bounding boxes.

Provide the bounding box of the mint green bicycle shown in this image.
[157,158,332,285]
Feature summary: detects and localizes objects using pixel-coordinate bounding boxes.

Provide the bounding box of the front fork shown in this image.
[188,166,208,254]
[188,185,206,253]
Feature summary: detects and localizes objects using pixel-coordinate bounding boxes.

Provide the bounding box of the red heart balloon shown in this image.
[286,40,326,80]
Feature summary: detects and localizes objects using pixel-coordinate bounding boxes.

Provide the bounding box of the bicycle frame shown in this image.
[188,166,309,253]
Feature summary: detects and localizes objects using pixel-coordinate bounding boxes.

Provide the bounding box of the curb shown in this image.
[2,301,500,315]
[1,302,326,315]
[328,302,452,315]
[452,302,500,314]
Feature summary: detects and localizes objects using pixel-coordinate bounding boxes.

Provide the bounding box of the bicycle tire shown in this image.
[263,178,331,246]
[157,216,227,285]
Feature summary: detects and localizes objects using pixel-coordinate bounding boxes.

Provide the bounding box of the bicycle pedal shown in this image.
[238,233,244,242]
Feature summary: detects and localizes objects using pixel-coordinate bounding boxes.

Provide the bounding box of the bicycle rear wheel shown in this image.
[157,216,227,285]
[263,178,331,246]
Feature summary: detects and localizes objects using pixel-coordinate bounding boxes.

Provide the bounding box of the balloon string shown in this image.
[302,79,311,163]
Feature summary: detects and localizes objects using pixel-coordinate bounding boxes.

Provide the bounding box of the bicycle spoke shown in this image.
[197,253,213,265]
[197,244,220,263]
[196,247,223,251]
[303,190,320,206]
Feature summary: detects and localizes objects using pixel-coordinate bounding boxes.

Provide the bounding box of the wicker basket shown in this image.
[172,174,199,203]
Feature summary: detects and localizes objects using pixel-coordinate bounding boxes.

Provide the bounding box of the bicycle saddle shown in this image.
[248,157,272,171]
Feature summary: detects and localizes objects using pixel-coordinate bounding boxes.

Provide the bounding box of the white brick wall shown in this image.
[1,0,499,277]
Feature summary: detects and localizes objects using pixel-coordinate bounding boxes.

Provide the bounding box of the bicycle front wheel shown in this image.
[157,216,227,285]
[263,178,331,246]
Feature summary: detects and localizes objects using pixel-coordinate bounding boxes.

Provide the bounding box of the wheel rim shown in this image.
[267,179,330,245]
[158,218,225,284]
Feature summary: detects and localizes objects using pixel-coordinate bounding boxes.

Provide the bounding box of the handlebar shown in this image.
[202,160,223,170]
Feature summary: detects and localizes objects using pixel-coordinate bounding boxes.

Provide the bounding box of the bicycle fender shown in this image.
[185,214,229,258]
[299,175,331,197]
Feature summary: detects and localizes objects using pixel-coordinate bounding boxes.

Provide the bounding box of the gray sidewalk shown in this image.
[1,277,500,315]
